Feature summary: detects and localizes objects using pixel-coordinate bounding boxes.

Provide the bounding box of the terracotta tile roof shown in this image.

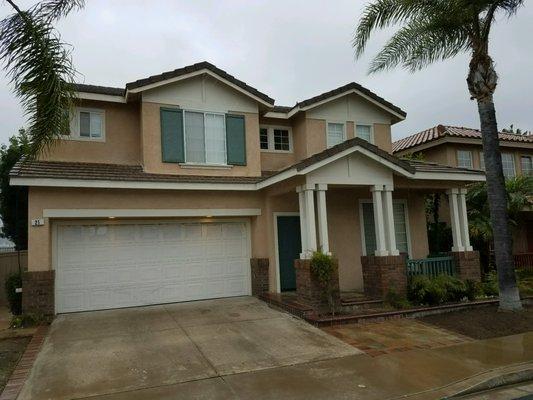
[74,84,125,96]
[125,61,275,105]
[295,82,406,118]
[10,161,263,184]
[393,124,533,153]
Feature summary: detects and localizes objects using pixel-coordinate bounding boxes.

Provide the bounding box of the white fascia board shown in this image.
[76,92,126,103]
[43,208,261,218]
[263,111,291,119]
[126,69,274,108]
[9,177,257,191]
[297,146,414,178]
[412,171,486,181]
[297,89,406,121]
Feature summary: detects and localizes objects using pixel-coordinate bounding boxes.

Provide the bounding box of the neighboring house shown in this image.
[10,62,484,314]
[393,124,533,254]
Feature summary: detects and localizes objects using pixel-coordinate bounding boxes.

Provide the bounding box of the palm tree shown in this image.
[0,0,84,157]
[353,0,525,311]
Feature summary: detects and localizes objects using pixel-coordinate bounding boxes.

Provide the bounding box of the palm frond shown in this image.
[0,1,84,158]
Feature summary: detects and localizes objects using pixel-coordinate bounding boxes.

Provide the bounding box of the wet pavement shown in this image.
[16,297,533,399]
[323,318,472,357]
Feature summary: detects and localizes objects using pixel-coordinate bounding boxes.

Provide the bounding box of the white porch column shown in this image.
[303,184,317,257]
[296,186,308,259]
[458,188,473,251]
[371,185,388,256]
[316,184,330,254]
[383,185,399,256]
[447,188,464,252]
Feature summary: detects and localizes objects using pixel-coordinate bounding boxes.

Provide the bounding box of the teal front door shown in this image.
[277,215,302,291]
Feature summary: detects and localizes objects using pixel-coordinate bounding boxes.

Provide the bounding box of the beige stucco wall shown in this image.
[28,187,265,271]
[41,100,141,165]
[141,102,262,176]
[374,123,393,153]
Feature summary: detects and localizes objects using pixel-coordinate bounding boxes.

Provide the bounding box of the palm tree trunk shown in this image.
[477,97,522,311]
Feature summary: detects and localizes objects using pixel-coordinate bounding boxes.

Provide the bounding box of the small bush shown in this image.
[408,275,470,306]
[481,271,499,297]
[434,275,467,302]
[310,251,338,314]
[385,289,410,309]
[10,313,45,329]
[5,272,22,315]
[465,279,481,301]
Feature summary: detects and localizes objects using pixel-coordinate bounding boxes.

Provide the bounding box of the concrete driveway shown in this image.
[18,297,359,400]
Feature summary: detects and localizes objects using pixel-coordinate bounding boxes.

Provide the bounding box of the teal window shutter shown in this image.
[226,114,246,166]
[160,108,184,163]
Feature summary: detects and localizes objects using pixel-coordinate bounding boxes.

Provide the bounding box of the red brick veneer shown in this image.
[361,254,408,298]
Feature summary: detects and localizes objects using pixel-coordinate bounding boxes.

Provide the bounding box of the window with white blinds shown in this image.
[184,111,226,164]
[327,122,345,148]
[356,124,372,143]
[361,201,409,256]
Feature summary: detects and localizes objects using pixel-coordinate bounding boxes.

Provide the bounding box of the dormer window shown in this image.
[69,108,105,141]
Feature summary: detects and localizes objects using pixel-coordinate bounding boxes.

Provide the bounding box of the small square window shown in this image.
[520,155,532,176]
[457,150,473,169]
[74,109,104,140]
[273,129,290,151]
[260,128,269,150]
[356,124,372,142]
[327,122,344,148]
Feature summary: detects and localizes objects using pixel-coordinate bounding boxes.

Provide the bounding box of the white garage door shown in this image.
[55,221,251,313]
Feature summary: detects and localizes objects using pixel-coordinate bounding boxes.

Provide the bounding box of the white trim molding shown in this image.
[43,208,261,219]
[76,92,126,103]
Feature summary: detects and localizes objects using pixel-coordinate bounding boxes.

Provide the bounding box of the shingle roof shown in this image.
[74,84,124,96]
[393,124,533,153]
[125,61,275,105]
[10,161,263,184]
[295,82,406,118]
[406,159,484,174]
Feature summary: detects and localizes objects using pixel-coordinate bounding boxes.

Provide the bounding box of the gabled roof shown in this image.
[294,82,406,119]
[393,124,533,153]
[125,61,275,105]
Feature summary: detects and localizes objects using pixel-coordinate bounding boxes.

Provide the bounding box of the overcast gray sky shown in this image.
[1,0,532,146]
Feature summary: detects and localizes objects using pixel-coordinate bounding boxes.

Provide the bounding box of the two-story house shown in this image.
[10,62,485,314]
[393,125,533,255]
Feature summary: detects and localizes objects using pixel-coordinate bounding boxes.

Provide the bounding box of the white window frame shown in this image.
[259,125,293,153]
[456,150,473,169]
[520,155,533,176]
[326,121,346,148]
[183,109,227,166]
[358,198,412,258]
[355,123,374,144]
[67,107,106,142]
[501,152,516,178]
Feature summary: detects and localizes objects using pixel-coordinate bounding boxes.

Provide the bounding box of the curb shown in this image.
[0,325,49,400]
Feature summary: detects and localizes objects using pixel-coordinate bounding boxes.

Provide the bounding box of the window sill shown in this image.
[260,149,293,154]
[59,135,106,143]
[179,163,233,170]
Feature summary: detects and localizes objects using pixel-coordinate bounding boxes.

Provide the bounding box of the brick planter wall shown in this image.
[450,251,481,282]
[250,258,269,296]
[361,254,407,299]
[294,258,340,311]
[22,271,55,316]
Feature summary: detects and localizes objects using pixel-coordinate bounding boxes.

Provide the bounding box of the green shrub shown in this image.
[408,275,470,306]
[385,289,411,309]
[10,313,45,329]
[465,279,481,301]
[481,271,499,297]
[5,272,22,315]
[310,251,338,314]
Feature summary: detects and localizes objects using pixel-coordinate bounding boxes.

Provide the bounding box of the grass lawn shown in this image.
[0,337,30,392]
[420,304,533,339]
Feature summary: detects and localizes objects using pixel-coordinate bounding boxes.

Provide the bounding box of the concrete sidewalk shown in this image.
[87,331,533,399]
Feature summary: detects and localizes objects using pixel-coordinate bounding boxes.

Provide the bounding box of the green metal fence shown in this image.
[406,256,455,279]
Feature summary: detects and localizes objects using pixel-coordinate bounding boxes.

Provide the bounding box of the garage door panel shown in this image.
[56,221,251,313]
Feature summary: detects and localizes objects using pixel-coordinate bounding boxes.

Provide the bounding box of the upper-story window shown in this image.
[259,126,292,152]
[184,111,226,164]
[356,124,373,143]
[521,155,532,176]
[457,150,473,169]
[479,151,485,170]
[327,122,345,148]
[501,153,516,178]
[70,108,105,141]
